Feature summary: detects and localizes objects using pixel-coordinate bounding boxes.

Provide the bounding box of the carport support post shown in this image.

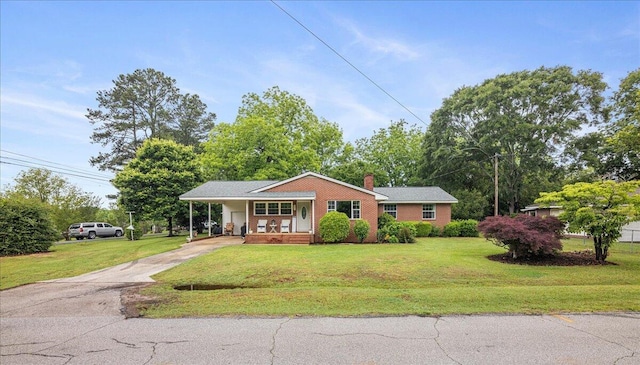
[208,203,212,237]
[189,201,193,240]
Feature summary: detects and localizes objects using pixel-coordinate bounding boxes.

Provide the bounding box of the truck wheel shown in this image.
[115,230,123,237]
[88,231,97,239]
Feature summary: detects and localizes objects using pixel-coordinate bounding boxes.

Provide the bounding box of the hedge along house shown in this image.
[179,172,458,244]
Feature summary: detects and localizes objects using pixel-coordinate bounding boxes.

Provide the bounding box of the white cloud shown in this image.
[2,93,86,120]
[335,18,420,61]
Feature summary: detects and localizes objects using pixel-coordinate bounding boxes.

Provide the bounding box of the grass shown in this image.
[0,235,185,289]
[141,237,640,317]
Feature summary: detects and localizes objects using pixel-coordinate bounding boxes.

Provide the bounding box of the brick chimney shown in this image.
[364,174,374,191]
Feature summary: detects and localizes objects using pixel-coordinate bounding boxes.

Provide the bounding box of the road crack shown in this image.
[433,317,462,365]
[141,340,189,365]
[614,352,638,365]
[543,316,636,364]
[270,318,291,365]
[312,332,430,341]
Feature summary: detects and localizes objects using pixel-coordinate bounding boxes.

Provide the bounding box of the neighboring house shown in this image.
[521,204,563,218]
[521,204,640,242]
[180,172,457,244]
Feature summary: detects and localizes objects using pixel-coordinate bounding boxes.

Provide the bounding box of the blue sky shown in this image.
[1,1,638,205]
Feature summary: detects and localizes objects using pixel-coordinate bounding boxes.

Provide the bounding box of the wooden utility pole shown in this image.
[494,153,499,216]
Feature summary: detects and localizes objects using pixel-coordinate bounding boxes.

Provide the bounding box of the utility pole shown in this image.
[494,154,499,216]
[126,211,135,240]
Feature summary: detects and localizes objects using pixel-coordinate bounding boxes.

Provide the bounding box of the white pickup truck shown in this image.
[68,222,124,240]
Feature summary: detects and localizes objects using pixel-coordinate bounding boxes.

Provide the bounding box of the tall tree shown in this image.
[325,143,389,187]
[536,180,640,262]
[112,139,202,236]
[608,68,640,180]
[170,93,217,151]
[421,66,607,214]
[565,69,640,181]
[88,68,215,172]
[201,86,344,180]
[354,120,423,187]
[2,168,101,232]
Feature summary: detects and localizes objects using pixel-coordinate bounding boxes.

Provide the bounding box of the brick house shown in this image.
[180,172,457,243]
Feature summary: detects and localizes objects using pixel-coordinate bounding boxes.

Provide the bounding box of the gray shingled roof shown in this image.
[180,181,273,199]
[373,187,458,203]
[180,180,316,200]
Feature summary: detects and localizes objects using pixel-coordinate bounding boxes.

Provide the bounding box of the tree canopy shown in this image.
[112,139,202,236]
[201,86,344,180]
[566,69,640,181]
[88,68,215,171]
[536,180,640,261]
[421,66,607,214]
[1,168,101,232]
[355,120,423,187]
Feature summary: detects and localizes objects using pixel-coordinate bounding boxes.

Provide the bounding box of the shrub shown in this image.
[443,221,461,237]
[478,214,565,259]
[377,213,397,243]
[377,229,389,243]
[378,213,395,229]
[353,220,370,243]
[126,223,144,241]
[0,198,59,256]
[415,222,433,237]
[397,225,416,243]
[457,219,479,237]
[429,226,442,237]
[379,221,416,243]
[319,211,350,243]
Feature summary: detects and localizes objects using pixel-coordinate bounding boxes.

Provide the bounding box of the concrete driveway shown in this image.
[0,236,241,318]
[1,236,639,364]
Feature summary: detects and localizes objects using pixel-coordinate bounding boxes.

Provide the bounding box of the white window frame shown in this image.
[254,201,293,216]
[383,204,397,219]
[327,200,361,219]
[422,204,436,220]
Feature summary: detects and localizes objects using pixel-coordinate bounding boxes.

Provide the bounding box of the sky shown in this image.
[1,1,638,206]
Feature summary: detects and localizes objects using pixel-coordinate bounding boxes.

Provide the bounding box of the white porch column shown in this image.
[245,200,250,235]
[208,203,212,237]
[311,200,315,234]
[189,201,193,240]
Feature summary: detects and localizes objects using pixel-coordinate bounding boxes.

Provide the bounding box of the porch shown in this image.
[244,232,313,244]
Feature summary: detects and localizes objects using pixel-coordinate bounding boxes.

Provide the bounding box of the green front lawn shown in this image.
[0,235,185,289]
[142,238,640,317]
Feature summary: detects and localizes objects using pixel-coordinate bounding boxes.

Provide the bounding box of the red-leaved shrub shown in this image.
[478,215,565,259]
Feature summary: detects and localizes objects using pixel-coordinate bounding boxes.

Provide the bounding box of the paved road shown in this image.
[1,237,639,365]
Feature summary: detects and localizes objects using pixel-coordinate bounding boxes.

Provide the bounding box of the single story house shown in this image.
[180,172,458,243]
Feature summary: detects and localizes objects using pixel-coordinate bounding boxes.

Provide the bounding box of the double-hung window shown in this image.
[254,202,293,215]
[327,200,361,219]
[383,204,397,219]
[422,204,435,220]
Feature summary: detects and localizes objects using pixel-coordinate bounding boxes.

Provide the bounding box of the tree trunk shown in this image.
[594,236,603,261]
[167,217,173,237]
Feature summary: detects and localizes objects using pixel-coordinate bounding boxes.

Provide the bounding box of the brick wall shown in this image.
[267,176,379,242]
[378,203,452,228]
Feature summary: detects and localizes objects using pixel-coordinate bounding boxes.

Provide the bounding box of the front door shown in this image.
[296,201,311,233]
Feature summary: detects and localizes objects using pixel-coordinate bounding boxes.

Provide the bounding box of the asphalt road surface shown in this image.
[1,237,638,365]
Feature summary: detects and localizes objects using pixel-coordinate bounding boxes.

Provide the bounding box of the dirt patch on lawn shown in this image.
[120,283,163,318]
[487,250,617,266]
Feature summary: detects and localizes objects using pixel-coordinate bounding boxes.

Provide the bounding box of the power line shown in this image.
[1,149,112,179]
[0,160,112,183]
[1,156,112,181]
[270,1,428,127]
